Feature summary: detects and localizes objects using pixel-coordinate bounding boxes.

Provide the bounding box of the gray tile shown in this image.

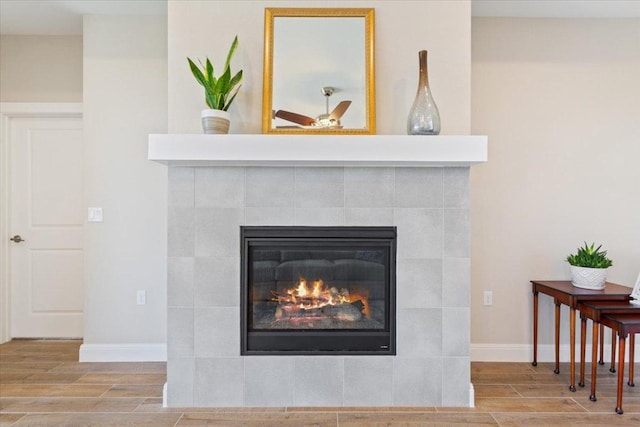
[168,207,194,257]
[195,358,244,406]
[393,358,443,406]
[246,167,294,207]
[442,357,470,407]
[344,357,393,406]
[195,167,245,208]
[396,308,442,358]
[345,208,394,226]
[245,207,295,225]
[443,308,470,357]
[444,209,469,257]
[194,257,239,308]
[443,257,470,308]
[194,208,244,257]
[167,358,194,406]
[167,308,193,358]
[394,208,443,259]
[295,208,345,226]
[344,168,394,208]
[396,259,442,308]
[168,257,194,307]
[443,167,469,209]
[194,307,239,357]
[295,167,344,208]
[395,168,443,208]
[244,357,295,406]
[168,167,194,207]
[294,357,344,406]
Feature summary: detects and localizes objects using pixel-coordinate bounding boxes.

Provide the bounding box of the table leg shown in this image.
[615,332,626,415]
[579,315,587,387]
[569,306,576,391]
[599,323,605,365]
[554,299,561,374]
[590,320,599,401]
[532,289,538,366]
[611,329,617,373]
[629,334,635,387]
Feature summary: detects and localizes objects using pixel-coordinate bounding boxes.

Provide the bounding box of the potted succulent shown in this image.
[566,242,613,290]
[187,36,242,134]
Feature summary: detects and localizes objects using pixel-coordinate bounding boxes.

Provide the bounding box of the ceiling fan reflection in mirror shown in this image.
[274,86,352,129]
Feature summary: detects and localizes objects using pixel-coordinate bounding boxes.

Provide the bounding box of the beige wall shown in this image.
[82,15,167,348]
[0,35,82,102]
[471,18,640,355]
[168,0,472,135]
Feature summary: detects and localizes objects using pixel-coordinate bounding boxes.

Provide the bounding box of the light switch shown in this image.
[88,207,103,222]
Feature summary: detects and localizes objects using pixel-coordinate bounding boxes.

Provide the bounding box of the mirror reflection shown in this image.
[262,8,375,134]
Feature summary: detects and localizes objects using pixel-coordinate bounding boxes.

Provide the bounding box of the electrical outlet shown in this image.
[483,291,493,306]
[137,290,146,305]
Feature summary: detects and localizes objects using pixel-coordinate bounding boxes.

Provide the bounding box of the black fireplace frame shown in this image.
[240,226,396,356]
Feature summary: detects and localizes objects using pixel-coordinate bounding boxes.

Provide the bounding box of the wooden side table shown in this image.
[530,280,631,391]
[576,300,640,402]
[600,313,640,414]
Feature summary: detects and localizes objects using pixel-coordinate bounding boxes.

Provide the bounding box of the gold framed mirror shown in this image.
[262,8,375,134]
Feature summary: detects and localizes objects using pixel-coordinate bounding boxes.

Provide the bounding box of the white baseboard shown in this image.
[79,343,167,362]
[469,383,475,407]
[471,343,640,363]
[163,382,168,408]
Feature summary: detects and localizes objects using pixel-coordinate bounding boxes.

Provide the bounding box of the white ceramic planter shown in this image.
[201,109,230,134]
[570,265,608,290]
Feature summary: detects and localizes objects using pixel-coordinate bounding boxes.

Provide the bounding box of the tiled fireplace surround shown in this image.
[166,164,472,407]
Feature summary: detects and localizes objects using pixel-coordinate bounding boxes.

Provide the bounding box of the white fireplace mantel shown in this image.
[161,134,483,407]
[148,134,487,167]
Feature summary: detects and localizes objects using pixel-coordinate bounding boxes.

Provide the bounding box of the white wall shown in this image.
[0,35,82,102]
[470,18,640,358]
[81,15,167,358]
[168,0,471,135]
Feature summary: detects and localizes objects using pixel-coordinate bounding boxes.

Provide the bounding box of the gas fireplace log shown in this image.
[274,300,366,322]
[350,300,365,313]
[279,307,325,318]
[321,303,363,321]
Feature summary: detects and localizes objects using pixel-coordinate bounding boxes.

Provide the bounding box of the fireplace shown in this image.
[241,226,396,355]
[157,151,484,406]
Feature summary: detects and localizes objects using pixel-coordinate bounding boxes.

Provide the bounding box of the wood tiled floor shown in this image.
[2,340,640,426]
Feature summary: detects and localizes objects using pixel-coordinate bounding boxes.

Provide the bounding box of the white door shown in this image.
[10,116,83,338]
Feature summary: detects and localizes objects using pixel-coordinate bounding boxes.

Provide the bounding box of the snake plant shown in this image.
[187,36,243,111]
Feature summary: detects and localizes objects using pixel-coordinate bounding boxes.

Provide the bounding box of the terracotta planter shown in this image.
[570,265,608,290]
[201,109,230,134]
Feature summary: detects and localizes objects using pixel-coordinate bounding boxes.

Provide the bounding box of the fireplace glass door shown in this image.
[241,226,396,355]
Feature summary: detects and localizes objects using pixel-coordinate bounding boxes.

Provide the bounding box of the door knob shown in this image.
[9,235,24,243]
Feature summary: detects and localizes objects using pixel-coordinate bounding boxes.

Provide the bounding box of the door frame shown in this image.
[0,103,83,344]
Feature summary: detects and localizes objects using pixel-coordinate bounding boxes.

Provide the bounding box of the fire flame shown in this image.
[273,277,370,317]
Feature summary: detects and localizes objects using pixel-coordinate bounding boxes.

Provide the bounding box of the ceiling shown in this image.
[472,0,640,18]
[0,0,167,35]
[1,0,638,36]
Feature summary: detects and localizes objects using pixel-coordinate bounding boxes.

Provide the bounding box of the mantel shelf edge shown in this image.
[148,134,488,167]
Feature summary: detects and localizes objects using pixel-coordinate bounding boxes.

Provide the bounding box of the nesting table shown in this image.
[576,300,640,414]
[577,301,640,395]
[599,313,640,414]
[530,280,632,391]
